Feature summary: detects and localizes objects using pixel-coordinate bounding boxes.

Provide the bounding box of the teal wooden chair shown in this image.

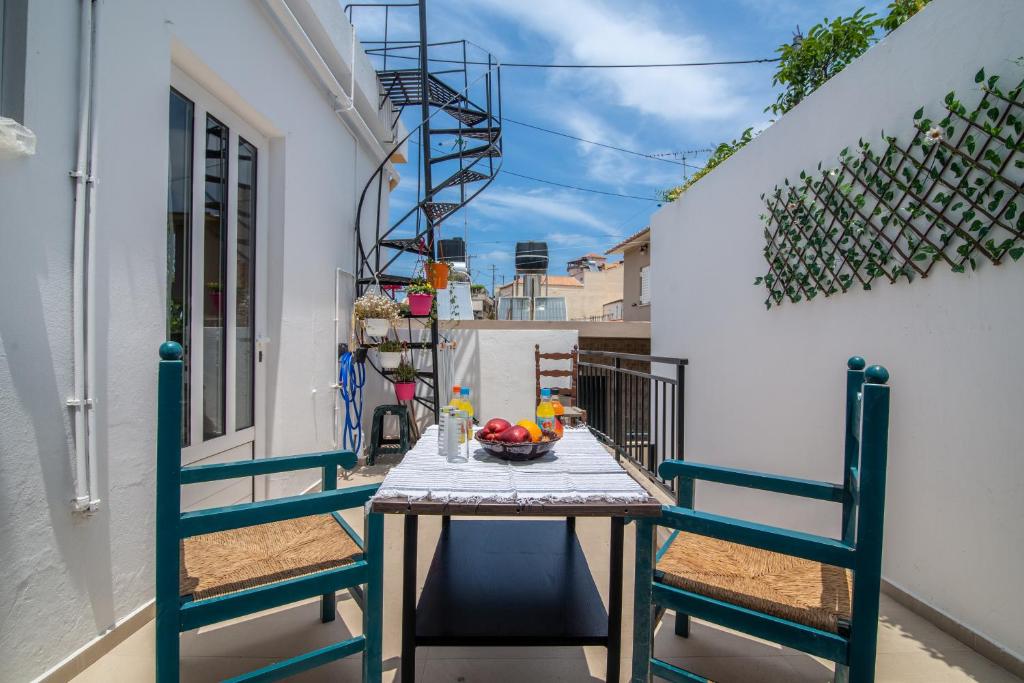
[156,342,384,682]
[631,357,891,683]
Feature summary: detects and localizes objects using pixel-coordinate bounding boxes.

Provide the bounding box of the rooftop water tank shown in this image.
[515,241,548,272]
[438,237,466,262]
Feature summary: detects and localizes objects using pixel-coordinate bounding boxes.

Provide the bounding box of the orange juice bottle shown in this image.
[550,389,565,437]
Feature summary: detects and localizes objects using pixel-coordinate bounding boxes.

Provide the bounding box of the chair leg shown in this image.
[566,516,576,533]
[321,592,337,623]
[674,612,690,638]
[363,508,385,683]
[834,663,850,683]
[631,519,655,683]
[155,603,179,683]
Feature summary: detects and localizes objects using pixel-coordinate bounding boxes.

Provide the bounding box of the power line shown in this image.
[500,170,661,202]
[504,117,706,169]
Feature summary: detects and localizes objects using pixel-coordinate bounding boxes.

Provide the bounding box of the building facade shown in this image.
[606,228,650,321]
[0,1,402,679]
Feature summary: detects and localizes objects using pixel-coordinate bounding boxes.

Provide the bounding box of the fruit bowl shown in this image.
[474,432,561,461]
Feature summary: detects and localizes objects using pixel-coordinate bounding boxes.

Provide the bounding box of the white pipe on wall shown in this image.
[68,0,98,513]
[84,0,102,512]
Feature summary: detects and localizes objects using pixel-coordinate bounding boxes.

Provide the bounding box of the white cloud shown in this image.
[471,0,747,123]
[471,186,620,236]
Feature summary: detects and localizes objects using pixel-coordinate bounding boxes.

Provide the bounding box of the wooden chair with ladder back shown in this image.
[535,343,587,426]
[155,341,384,682]
[631,356,891,683]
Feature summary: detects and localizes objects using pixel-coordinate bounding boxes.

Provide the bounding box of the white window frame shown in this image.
[639,265,651,306]
[171,67,268,469]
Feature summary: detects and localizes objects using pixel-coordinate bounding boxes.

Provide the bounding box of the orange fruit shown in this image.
[516,420,543,442]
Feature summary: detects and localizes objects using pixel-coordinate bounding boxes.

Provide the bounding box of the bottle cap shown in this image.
[452,385,461,393]
[460,387,470,396]
[541,388,551,397]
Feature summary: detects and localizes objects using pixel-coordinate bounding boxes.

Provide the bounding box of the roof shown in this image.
[568,253,606,261]
[605,227,650,255]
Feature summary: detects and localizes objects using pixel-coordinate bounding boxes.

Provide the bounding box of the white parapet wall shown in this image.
[650,0,1024,663]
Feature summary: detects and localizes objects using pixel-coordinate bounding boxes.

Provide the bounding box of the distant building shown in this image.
[567,253,608,278]
[496,263,623,321]
[605,228,650,322]
[602,299,624,321]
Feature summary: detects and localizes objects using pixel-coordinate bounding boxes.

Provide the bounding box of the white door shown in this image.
[167,69,268,508]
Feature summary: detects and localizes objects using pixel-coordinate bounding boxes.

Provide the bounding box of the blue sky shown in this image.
[350,0,889,290]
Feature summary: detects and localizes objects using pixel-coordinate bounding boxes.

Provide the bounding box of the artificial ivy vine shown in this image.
[756,64,1024,309]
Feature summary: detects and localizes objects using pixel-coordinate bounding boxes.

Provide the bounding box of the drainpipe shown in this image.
[260,0,397,176]
[68,0,100,513]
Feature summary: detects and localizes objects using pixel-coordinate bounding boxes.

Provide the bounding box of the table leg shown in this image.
[402,514,418,683]
[607,517,624,682]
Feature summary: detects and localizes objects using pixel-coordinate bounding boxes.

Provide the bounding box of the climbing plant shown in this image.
[756,66,1024,309]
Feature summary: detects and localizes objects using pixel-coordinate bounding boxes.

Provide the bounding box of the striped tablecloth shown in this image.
[373,425,651,505]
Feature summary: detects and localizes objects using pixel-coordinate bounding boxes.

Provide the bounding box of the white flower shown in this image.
[830,169,839,177]
[786,202,797,212]
[923,126,943,145]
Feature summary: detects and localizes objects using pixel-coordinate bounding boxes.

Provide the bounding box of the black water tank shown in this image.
[516,241,548,272]
[438,238,466,262]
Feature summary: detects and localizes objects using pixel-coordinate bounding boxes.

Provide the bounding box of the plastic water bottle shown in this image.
[438,407,452,456]
[448,409,469,463]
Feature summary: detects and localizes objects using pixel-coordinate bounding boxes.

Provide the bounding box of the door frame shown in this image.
[171,67,268,483]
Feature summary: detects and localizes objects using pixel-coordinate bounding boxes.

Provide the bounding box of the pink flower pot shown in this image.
[394,381,416,401]
[407,292,434,317]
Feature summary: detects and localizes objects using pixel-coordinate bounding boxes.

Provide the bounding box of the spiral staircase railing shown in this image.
[348,0,503,421]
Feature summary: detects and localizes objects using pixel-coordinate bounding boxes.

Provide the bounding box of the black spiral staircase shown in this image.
[349,0,503,420]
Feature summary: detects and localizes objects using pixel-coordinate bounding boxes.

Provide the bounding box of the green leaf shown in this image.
[913,107,924,121]
[1009,246,1024,261]
[975,68,985,83]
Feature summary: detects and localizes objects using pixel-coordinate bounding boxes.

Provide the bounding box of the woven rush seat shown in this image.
[657,532,852,633]
[180,514,361,600]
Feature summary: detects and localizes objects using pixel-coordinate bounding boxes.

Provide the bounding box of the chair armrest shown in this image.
[658,460,844,502]
[180,450,357,484]
[179,483,379,538]
[658,506,855,568]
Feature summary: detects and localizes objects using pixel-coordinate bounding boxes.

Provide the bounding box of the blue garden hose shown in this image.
[339,349,366,454]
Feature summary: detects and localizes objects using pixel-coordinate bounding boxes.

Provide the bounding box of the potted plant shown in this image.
[377,339,403,370]
[354,292,399,337]
[393,360,417,401]
[425,257,450,290]
[406,279,435,317]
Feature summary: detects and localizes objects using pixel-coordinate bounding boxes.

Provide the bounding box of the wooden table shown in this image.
[370,429,661,683]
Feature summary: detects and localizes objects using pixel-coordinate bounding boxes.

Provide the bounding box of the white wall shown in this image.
[360,325,578,437]
[650,0,1024,660]
[0,1,394,679]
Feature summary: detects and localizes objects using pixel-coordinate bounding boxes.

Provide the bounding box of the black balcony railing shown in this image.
[577,350,687,497]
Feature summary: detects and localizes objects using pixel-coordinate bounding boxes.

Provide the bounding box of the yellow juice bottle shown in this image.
[536,388,555,433]
[459,386,474,436]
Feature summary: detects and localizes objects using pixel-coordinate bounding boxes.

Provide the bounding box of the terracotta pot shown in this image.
[394,381,416,401]
[426,262,450,290]
[378,351,402,370]
[362,318,390,337]
[407,292,434,317]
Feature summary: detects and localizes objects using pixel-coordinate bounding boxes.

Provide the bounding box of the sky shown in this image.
[349,0,889,291]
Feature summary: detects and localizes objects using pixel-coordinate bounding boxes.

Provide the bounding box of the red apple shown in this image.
[482,418,512,435]
[499,426,530,443]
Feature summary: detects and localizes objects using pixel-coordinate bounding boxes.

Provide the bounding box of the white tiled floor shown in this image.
[73,462,1021,683]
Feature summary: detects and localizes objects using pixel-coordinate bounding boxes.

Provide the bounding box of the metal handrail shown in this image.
[576,350,687,497]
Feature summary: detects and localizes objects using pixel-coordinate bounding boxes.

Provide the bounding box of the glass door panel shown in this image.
[235,138,256,430]
[202,114,229,441]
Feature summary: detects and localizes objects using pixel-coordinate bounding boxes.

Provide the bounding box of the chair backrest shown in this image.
[843,358,891,648]
[534,343,580,406]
